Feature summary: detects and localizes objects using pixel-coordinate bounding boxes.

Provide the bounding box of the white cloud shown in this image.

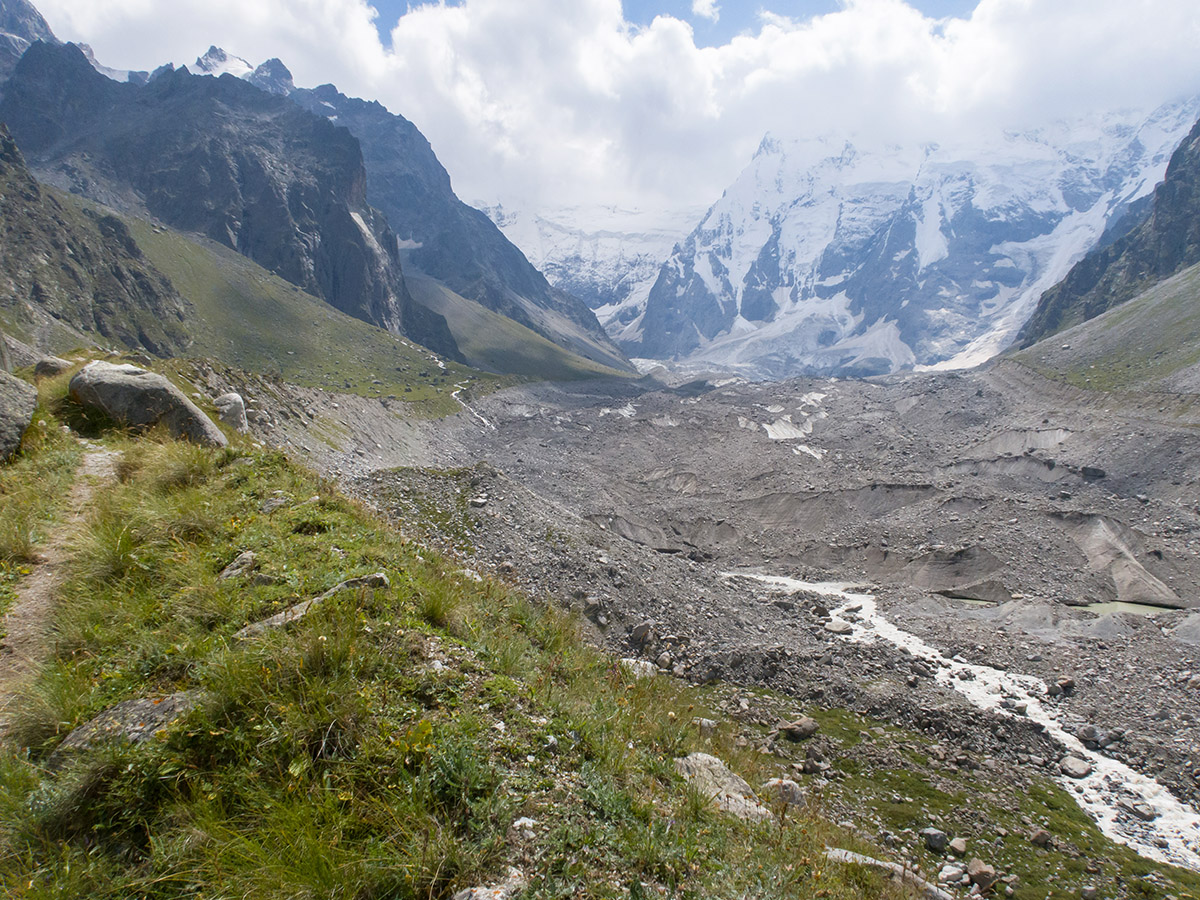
[30,0,1200,217]
[692,0,720,23]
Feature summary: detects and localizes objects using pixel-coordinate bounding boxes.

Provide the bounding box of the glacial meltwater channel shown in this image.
[725,573,1200,872]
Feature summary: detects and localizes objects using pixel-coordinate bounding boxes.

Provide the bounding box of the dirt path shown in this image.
[0,446,120,733]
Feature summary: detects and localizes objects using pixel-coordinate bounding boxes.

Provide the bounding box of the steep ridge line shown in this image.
[0,445,119,734]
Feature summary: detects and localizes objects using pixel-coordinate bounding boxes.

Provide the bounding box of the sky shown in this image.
[31,0,1200,217]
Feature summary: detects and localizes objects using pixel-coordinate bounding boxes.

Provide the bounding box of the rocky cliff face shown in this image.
[285,82,630,372]
[1019,117,1200,347]
[175,46,629,372]
[634,101,1200,379]
[0,122,190,355]
[0,41,458,358]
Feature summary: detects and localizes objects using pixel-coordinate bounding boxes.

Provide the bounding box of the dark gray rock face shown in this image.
[0,369,35,459]
[0,0,55,83]
[0,42,458,359]
[1021,117,1200,346]
[0,122,191,356]
[69,361,227,447]
[288,84,630,372]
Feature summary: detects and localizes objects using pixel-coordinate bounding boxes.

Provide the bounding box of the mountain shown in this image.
[186,47,631,374]
[0,121,189,355]
[0,40,459,359]
[479,202,702,346]
[0,0,52,82]
[1019,117,1200,347]
[632,100,1200,379]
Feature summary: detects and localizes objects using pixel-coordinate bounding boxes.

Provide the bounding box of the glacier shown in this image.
[629,99,1200,379]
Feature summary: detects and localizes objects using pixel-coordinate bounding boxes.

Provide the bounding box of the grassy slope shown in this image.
[121,217,511,417]
[405,274,633,381]
[1011,261,1200,393]
[1,372,1198,899]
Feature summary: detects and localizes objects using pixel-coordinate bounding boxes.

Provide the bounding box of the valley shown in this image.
[277,357,1200,870]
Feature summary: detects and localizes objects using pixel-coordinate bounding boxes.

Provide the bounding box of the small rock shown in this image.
[761,778,805,809]
[779,716,820,741]
[213,392,249,432]
[631,621,653,644]
[1061,756,1093,779]
[939,865,966,883]
[693,717,718,738]
[218,550,257,580]
[825,620,853,635]
[1029,828,1053,848]
[452,867,527,900]
[468,496,488,508]
[922,827,950,852]
[948,837,968,856]
[967,859,998,890]
[1080,887,1098,900]
[33,356,72,378]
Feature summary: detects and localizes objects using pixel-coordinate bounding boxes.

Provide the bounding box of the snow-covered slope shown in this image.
[635,99,1200,379]
[480,203,702,345]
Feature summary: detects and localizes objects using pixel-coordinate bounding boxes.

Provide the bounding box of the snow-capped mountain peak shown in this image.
[192,45,253,79]
[632,98,1200,379]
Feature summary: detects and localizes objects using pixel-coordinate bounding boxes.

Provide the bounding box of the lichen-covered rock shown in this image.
[0,370,36,461]
[69,361,227,447]
[47,691,200,769]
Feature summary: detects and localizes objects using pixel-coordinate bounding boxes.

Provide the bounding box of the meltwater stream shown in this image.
[726,573,1200,872]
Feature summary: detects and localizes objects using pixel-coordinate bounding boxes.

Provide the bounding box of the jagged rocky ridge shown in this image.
[0,122,189,355]
[191,47,630,373]
[1020,117,1200,346]
[633,102,1200,379]
[0,41,459,358]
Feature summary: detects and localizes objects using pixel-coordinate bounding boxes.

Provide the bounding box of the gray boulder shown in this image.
[213,392,249,433]
[674,752,773,822]
[0,370,36,460]
[33,356,72,378]
[69,361,226,447]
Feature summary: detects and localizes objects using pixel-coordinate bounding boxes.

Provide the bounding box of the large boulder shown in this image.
[69,361,227,447]
[0,370,37,460]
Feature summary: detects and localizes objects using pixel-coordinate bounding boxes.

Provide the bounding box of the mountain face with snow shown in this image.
[1019,115,1200,347]
[633,101,1200,378]
[0,0,53,81]
[479,203,702,345]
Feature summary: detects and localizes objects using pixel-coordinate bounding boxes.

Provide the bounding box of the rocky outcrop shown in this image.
[1021,117,1200,347]
[69,361,227,447]
[0,122,190,356]
[0,369,35,459]
[0,42,458,359]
